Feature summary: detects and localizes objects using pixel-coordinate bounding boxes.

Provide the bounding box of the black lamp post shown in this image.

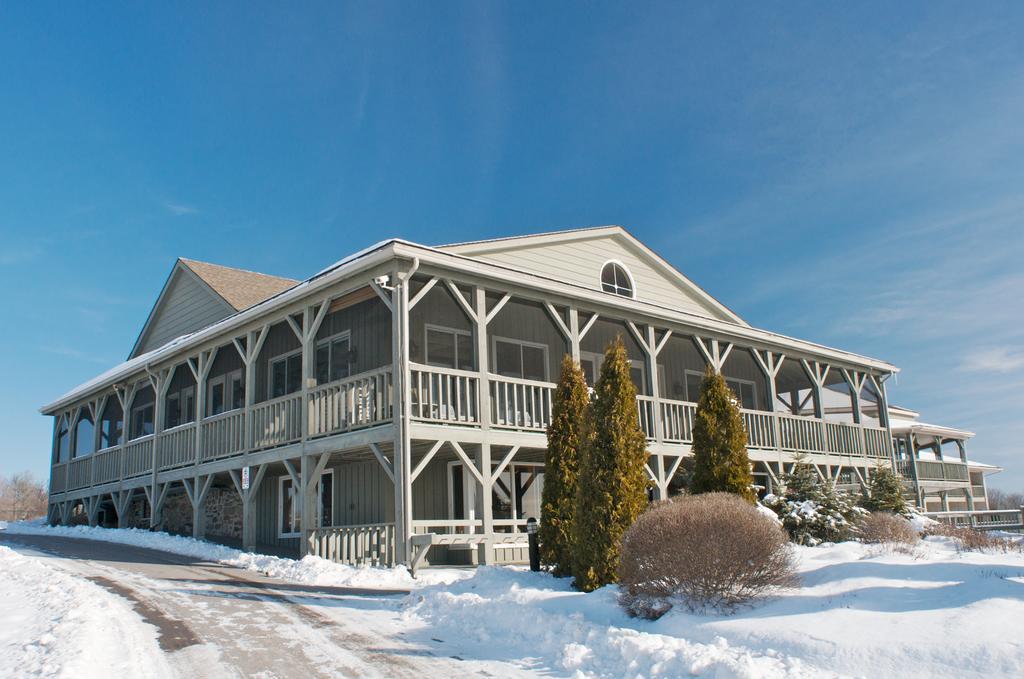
[526,517,540,572]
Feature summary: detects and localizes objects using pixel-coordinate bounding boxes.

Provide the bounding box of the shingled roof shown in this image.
[180,258,298,311]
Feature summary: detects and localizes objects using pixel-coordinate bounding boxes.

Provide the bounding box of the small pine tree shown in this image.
[540,355,591,576]
[862,463,910,516]
[573,338,650,592]
[689,366,756,502]
[763,454,866,545]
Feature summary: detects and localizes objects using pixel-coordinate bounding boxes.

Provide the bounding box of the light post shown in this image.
[526,517,540,572]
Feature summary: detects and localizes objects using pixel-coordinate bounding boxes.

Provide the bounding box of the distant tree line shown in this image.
[0,472,48,522]
[987,488,1024,511]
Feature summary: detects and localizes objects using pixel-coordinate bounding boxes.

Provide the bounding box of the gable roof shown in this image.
[440,225,748,326]
[128,258,297,359]
[179,258,298,312]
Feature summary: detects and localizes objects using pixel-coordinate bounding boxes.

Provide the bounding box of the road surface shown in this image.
[0,533,524,678]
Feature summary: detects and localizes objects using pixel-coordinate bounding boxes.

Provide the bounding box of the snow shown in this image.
[3,520,470,590]
[6,520,1024,677]
[405,538,1024,678]
[0,544,172,678]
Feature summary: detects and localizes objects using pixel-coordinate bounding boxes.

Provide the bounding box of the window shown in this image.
[684,369,757,409]
[270,352,302,399]
[600,261,634,298]
[54,416,70,463]
[449,461,544,530]
[165,386,196,428]
[131,403,155,439]
[494,337,548,381]
[580,350,646,393]
[315,332,351,384]
[72,411,95,458]
[425,325,473,371]
[99,403,123,450]
[208,371,243,416]
[278,470,334,537]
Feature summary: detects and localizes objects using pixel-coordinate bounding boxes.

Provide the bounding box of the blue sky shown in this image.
[1,3,1023,489]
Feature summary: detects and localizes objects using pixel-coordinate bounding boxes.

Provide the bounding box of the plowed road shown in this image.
[0,534,524,678]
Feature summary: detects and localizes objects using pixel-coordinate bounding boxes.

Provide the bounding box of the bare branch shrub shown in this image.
[618,492,798,617]
[927,523,1023,554]
[859,512,919,545]
[0,472,48,522]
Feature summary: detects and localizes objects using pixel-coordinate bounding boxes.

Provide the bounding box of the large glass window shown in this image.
[208,371,243,416]
[131,403,155,439]
[72,412,95,458]
[164,386,195,429]
[581,350,646,393]
[683,369,757,409]
[425,325,473,371]
[270,353,302,399]
[315,333,351,384]
[99,401,123,450]
[494,338,548,381]
[600,262,634,298]
[54,416,70,464]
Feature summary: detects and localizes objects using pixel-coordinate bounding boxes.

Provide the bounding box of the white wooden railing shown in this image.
[926,509,1023,530]
[251,393,303,450]
[50,463,67,493]
[490,375,554,430]
[741,409,776,450]
[157,424,196,470]
[201,410,246,461]
[93,447,121,484]
[862,426,891,457]
[914,459,970,482]
[68,457,91,490]
[778,413,826,453]
[410,364,480,424]
[636,396,657,439]
[308,367,393,437]
[825,421,863,456]
[124,436,154,478]
[308,523,396,567]
[661,399,696,443]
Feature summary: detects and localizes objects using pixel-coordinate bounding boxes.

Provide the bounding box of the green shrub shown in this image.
[690,367,755,502]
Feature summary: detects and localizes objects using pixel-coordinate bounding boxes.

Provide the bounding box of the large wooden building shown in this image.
[41,226,1015,567]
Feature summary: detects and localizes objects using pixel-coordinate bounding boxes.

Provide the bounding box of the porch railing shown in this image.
[50,463,67,493]
[778,413,826,454]
[309,366,393,437]
[914,460,970,482]
[93,447,121,484]
[157,424,196,471]
[68,457,91,490]
[251,393,303,450]
[410,364,479,424]
[862,426,891,458]
[124,436,154,478]
[742,409,776,450]
[926,509,1023,530]
[201,410,246,461]
[660,399,696,443]
[825,421,863,456]
[308,523,396,567]
[637,396,657,439]
[491,375,554,431]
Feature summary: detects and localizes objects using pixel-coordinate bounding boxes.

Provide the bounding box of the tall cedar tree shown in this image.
[689,366,756,502]
[540,355,591,575]
[573,338,650,592]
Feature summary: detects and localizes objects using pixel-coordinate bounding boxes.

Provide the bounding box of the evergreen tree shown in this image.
[862,463,910,515]
[573,338,650,592]
[689,366,756,502]
[763,453,866,545]
[540,355,591,576]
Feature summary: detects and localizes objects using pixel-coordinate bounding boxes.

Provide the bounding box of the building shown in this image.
[40,226,1013,567]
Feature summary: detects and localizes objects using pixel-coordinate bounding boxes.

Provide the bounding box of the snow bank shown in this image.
[0,545,172,678]
[3,520,468,590]
[406,538,1024,677]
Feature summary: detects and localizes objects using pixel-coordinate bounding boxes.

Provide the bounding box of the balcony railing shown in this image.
[251,392,303,450]
[309,367,393,438]
[926,509,1023,530]
[410,364,480,424]
[915,460,970,482]
[201,410,246,461]
[157,424,196,471]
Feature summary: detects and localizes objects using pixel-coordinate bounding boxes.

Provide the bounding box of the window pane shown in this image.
[315,345,330,384]
[427,328,456,368]
[331,338,350,381]
[742,383,756,410]
[287,355,302,394]
[457,333,474,371]
[601,264,616,285]
[451,465,464,520]
[271,360,287,398]
[231,375,245,410]
[522,345,546,381]
[281,479,294,535]
[580,358,596,386]
[495,341,522,378]
[183,389,195,423]
[210,383,225,416]
[56,420,70,463]
[74,416,95,458]
[685,372,703,402]
[629,366,645,393]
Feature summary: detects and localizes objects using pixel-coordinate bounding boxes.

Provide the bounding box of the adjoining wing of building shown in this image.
[40,226,1019,567]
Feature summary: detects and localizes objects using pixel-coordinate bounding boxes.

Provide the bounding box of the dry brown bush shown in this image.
[927,523,1023,554]
[618,492,798,617]
[859,512,919,545]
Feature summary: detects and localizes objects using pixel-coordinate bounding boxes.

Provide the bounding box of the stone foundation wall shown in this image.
[160,486,242,539]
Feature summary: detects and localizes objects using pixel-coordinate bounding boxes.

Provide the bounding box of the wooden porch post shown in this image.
[391,266,414,564]
[148,370,170,529]
[475,286,494,564]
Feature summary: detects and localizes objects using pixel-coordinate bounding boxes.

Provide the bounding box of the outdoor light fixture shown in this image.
[526,517,540,571]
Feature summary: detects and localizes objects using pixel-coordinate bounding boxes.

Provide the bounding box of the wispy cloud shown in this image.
[162,201,199,216]
[962,346,1024,374]
[41,345,114,365]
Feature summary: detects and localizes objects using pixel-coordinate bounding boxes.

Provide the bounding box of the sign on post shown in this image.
[241,466,250,491]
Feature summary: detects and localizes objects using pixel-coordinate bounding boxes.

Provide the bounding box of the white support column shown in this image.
[475,286,494,564]
[391,265,415,564]
[148,370,170,528]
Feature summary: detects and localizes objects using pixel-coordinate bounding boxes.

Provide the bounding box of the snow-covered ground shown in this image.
[0,544,173,679]
[4,520,1023,677]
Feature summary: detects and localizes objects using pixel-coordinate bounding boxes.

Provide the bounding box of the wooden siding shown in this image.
[486,297,568,381]
[314,297,392,374]
[657,335,707,401]
[410,283,475,365]
[254,322,301,402]
[452,233,737,322]
[135,267,234,357]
